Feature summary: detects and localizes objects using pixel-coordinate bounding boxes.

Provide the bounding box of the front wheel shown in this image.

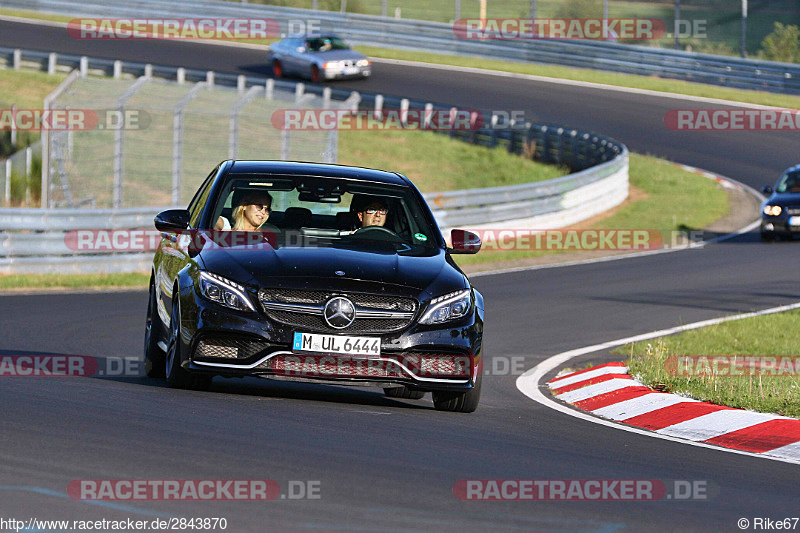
[144,281,165,377]
[310,64,321,83]
[272,59,283,78]
[165,291,211,391]
[432,373,481,413]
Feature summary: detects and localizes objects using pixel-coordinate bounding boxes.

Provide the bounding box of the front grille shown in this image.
[259,354,405,379]
[258,289,417,334]
[194,336,270,360]
[787,207,800,215]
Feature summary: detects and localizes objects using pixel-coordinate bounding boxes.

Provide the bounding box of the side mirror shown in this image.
[448,229,481,254]
[155,209,190,232]
[762,185,773,194]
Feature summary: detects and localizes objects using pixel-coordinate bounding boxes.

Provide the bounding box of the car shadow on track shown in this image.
[0,349,433,411]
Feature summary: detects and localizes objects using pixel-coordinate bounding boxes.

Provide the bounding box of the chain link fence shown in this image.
[46,75,339,208]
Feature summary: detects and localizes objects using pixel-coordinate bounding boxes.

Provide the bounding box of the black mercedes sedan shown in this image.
[144,161,484,412]
[761,164,800,241]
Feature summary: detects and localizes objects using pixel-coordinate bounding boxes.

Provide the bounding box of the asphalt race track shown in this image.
[1,19,798,532]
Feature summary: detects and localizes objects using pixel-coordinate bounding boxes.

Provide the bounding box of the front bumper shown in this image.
[761,216,800,236]
[178,288,482,392]
[324,66,371,80]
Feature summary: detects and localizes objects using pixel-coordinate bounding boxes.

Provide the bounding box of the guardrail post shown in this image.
[295,83,305,102]
[12,49,20,70]
[113,60,122,79]
[25,147,32,179]
[177,67,185,84]
[423,103,433,129]
[489,113,499,147]
[507,128,516,153]
[144,64,153,78]
[400,98,409,127]
[48,53,57,75]
[10,105,16,146]
[4,160,10,204]
[265,78,274,100]
[80,56,88,77]
[206,71,215,86]
[237,75,246,94]
[374,94,383,119]
[540,125,549,163]
[323,87,331,109]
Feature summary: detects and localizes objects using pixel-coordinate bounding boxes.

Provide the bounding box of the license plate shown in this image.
[790,216,800,227]
[343,66,360,75]
[293,332,380,357]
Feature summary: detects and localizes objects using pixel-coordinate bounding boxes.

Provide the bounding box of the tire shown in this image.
[760,231,775,242]
[165,290,211,391]
[310,64,320,83]
[144,280,166,378]
[272,59,283,78]
[432,373,481,413]
[384,386,425,400]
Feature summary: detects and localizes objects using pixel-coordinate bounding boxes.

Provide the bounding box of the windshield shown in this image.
[776,170,800,193]
[208,173,440,252]
[305,36,351,52]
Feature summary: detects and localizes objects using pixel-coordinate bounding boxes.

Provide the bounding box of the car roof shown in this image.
[226,160,410,186]
[783,164,800,175]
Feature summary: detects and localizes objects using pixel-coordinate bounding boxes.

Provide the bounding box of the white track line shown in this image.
[516,301,800,466]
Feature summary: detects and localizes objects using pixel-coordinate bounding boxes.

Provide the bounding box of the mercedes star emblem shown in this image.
[324,296,356,329]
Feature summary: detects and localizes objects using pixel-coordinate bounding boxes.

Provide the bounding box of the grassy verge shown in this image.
[339,128,568,191]
[453,152,729,266]
[615,310,800,418]
[0,272,150,290]
[3,8,800,110]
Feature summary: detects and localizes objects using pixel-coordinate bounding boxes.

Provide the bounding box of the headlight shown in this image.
[356,59,371,67]
[763,205,783,216]
[199,271,255,312]
[420,289,471,325]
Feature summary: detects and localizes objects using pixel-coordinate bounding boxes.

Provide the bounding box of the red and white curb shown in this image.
[548,362,800,462]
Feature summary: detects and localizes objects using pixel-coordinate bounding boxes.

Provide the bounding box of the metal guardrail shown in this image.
[2,0,799,94]
[0,48,628,273]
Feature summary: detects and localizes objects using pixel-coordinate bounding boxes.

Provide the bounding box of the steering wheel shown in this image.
[353,225,402,242]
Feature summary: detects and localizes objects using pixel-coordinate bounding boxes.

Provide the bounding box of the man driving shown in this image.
[357,199,388,228]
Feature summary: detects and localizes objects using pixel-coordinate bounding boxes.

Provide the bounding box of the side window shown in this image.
[188,168,218,228]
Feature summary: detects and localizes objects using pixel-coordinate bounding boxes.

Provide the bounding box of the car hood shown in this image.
[197,242,465,298]
[313,49,367,61]
[765,192,800,206]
